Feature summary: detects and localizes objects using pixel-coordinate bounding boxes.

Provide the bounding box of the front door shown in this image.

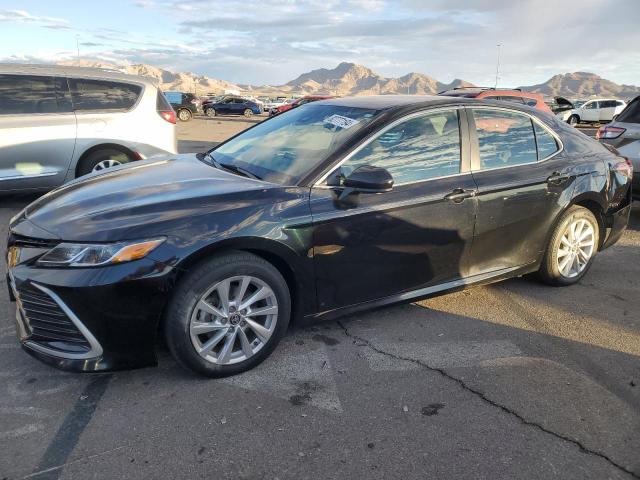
[465,106,571,275]
[581,101,600,122]
[0,74,76,192]
[310,108,478,312]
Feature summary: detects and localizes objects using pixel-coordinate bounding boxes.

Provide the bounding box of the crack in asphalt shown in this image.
[335,320,639,480]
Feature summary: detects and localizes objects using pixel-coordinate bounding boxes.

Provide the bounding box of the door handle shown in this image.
[547,171,569,184]
[444,188,476,203]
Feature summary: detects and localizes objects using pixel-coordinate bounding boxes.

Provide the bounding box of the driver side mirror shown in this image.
[339,165,393,199]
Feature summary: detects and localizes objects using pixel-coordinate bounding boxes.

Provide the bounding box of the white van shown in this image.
[0,64,177,193]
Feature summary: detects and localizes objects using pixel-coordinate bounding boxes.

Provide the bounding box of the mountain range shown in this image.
[59,60,639,100]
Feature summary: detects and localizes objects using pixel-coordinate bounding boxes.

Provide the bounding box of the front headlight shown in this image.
[37,238,165,267]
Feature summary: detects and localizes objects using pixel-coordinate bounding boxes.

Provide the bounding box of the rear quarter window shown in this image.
[69,78,142,111]
[616,98,640,123]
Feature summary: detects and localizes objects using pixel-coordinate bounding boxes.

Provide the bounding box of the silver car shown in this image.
[0,64,177,193]
[598,96,640,198]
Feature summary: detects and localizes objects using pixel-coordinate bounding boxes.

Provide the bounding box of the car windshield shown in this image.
[210,104,379,184]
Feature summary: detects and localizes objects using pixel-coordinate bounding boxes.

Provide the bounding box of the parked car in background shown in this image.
[165,91,199,122]
[564,98,626,125]
[7,96,632,377]
[269,95,335,116]
[0,64,177,193]
[438,87,553,114]
[597,95,640,197]
[203,96,262,117]
[263,97,288,112]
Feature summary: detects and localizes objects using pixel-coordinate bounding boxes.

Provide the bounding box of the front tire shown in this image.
[205,107,216,117]
[568,115,579,126]
[538,206,599,286]
[243,108,253,117]
[165,251,291,377]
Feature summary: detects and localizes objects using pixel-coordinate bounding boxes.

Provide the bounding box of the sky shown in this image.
[1,0,639,87]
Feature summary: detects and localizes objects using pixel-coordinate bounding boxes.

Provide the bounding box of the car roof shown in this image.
[317,94,492,111]
[0,63,157,85]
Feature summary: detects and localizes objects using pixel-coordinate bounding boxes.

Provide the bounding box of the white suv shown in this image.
[0,64,177,193]
[564,98,627,125]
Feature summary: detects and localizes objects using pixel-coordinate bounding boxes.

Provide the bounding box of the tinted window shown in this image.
[0,74,70,114]
[500,96,526,104]
[164,92,182,104]
[534,122,559,159]
[472,109,537,169]
[69,78,142,111]
[599,100,616,108]
[616,98,640,123]
[233,98,245,104]
[339,110,461,184]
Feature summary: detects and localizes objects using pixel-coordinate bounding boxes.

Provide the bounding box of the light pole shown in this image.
[494,43,501,89]
[76,35,80,60]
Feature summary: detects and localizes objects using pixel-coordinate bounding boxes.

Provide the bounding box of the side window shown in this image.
[337,109,461,184]
[533,122,559,159]
[500,96,526,105]
[472,108,537,169]
[69,78,142,111]
[164,92,180,104]
[0,74,69,114]
[601,100,616,108]
[585,101,598,110]
[617,99,640,123]
[234,98,245,104]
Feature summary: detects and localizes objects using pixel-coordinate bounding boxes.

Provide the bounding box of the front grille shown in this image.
[17,283,92,354]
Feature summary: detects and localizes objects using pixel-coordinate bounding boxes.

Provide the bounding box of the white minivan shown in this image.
[564,98,627,125]
[0,64,177,193]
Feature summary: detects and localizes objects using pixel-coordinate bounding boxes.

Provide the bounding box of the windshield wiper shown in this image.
[199,152,262,180]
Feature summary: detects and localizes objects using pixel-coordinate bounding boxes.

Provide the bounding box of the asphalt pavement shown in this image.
[0,118,638,480]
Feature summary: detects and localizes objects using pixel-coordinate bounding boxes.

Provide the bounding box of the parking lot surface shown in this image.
[1,117,637,480]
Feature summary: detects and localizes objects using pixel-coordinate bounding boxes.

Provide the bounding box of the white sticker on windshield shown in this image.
[324,114,360,130]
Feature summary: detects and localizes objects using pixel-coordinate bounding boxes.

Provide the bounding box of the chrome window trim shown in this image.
[313,106,465,188]
[21,283,103,360]
[466,105,565,173]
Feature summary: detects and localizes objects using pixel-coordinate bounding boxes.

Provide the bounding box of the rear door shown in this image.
[465,106,569,274]
[310,107,478,311]
[0,74,76,192]
[598,100,617,122]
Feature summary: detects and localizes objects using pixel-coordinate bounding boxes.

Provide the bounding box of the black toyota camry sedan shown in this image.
[6,96,632,377]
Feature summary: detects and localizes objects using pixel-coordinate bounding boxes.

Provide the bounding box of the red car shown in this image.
[269,95,335,116]
[439,87,553,114]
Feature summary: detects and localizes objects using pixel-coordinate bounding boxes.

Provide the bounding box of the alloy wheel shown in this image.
[179,110,191,121]
[244,109,253,117]
[555,218,595,278]
[189,275,278,365]
[92,158,123,172]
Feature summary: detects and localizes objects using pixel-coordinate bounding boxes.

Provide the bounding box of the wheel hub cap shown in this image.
[189,275,278,365]
[555,218,595,278]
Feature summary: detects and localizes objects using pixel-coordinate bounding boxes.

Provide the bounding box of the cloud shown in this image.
[2,1,639,86]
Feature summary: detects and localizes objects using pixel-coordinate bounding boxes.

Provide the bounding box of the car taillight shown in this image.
[158,110,176,124]
[612,157,633,178]
[596,126,625,140]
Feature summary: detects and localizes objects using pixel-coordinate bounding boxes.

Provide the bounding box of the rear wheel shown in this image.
[568,115,579,126]
[538,206,599,286]
[178,108,192,122]
[205,107,216,118]
[165,251,291,377]
[77,148,132,177]
[243,108,253,117]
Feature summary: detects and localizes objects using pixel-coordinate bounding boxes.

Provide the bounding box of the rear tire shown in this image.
[178,109,192,122]
[165,251,291,378]
[538,206,599,286]
[77,148,132,177]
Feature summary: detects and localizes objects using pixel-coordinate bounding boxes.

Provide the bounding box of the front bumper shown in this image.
[7,250,175,372]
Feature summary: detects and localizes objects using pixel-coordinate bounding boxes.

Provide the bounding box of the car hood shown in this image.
[12,155,279,242]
